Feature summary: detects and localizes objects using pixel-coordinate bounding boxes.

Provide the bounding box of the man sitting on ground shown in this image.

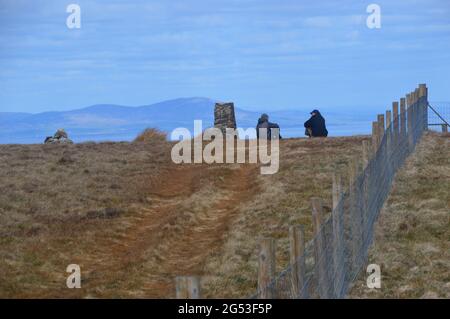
[304,109,328,138]
[256,113,282,139]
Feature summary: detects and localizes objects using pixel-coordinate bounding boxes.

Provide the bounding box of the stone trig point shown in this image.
[214,102,237,135]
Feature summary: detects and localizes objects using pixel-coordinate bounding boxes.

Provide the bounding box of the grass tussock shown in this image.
[134,128,167,144]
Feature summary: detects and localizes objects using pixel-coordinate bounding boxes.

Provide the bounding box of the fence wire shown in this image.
[428,102,449,132]
[251,94,429,299]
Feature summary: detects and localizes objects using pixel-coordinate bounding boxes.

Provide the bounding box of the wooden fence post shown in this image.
[361,141,370,237]
[332,173,344,298]
[258,238,276,299]
[393,101,399,146]
[362,140,370,168]
[289,225,305,298]
[419,84,428,131]
[386,110,392,146]
[377,114,385,146]
[176,276,201,298]
[414,89,418,134]
[400,98,407,140]
[386,110,392,132]
[176,276,189,299]
[187,276,201,299]
[348,156,362,270]
[413,89,419,142]
[311,197,331,298]
[443,125,449,133]
[385,110,392,174]
[371,122,378,155]
[407,93,414,151]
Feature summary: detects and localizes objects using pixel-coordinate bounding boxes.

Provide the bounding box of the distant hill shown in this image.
[0,97,375,144]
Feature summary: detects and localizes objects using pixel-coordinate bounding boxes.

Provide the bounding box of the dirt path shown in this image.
[74,163,259,298]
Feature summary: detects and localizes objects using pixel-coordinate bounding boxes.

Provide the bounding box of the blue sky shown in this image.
[0,0,449,113]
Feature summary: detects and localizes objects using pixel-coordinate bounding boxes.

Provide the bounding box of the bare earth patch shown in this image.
[1,133,447,298]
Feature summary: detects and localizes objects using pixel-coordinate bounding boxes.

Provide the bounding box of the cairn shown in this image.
[214,102,237,136]
[44,129,74,144]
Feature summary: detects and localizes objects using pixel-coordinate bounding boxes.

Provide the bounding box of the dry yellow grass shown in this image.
[0,138,173,297]
[0,133,367,298]
[201,136,369,297]
[0,132,447,298]
[348,132,450,298]
[134,128,167,143]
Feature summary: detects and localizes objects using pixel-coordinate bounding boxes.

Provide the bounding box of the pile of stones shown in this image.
[44,129,74,144]
[214,102,237,135]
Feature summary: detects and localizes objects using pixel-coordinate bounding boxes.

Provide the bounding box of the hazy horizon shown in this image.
[1,0,449,113]
[0,95,386,115]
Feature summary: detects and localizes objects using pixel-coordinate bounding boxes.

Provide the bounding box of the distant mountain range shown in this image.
[0,97,376,144]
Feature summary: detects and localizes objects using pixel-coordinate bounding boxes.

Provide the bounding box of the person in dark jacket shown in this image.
[256,113,282,139]
[304,109,328,137]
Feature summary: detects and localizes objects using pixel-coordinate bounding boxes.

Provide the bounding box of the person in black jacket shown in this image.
[304,109,328,137]
[256,113,282,139]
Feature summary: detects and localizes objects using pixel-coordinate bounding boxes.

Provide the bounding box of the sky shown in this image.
[0,0,449,113]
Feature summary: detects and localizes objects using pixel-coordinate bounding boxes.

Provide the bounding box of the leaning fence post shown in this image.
[289,225,306,298]
[311,197,330,299]
[332,173,344,298]
[258,238,276,299]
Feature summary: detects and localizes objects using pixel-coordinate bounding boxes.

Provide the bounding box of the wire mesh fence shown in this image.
[251,84,430,299]
[428,102,449,132]
[174,84,432,300]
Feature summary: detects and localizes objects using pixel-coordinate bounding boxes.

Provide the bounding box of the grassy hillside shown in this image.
[349,132,450,298]
[0,132,447,298]
[201,136,368,298]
